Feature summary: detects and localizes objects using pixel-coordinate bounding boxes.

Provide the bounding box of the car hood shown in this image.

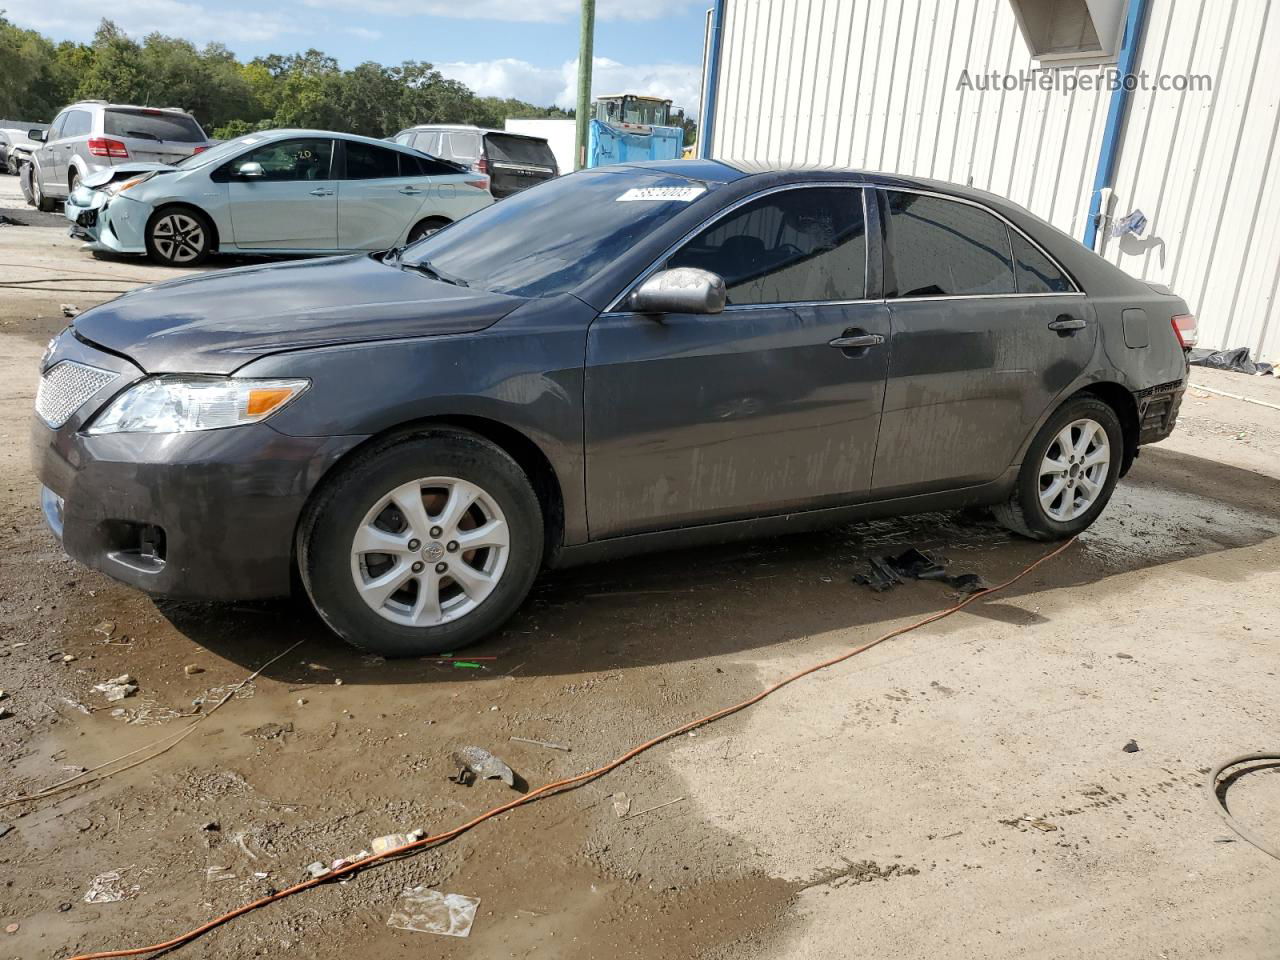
[81,162,176,189]
[74,254,526,374]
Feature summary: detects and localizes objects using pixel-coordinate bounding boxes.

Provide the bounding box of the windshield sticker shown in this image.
[616,186,706,203]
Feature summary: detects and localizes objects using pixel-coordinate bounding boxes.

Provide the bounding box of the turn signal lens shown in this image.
[245,386,297,416]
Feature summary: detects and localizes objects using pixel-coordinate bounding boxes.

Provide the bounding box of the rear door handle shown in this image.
[309,187,334,197]
[829,333,885,349]
[1048,315,1087,332]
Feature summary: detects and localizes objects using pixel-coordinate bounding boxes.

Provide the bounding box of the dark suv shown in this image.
[32,161,1192,656]
[391,125,558,198]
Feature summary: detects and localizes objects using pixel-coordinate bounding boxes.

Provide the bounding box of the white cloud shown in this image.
[5,0,294,45]
[441,56,702,112]
[300,0,700,23]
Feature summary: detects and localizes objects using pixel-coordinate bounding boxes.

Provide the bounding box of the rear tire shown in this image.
[994,396,1123,540]
[145,206,214,266]
[298,429,543,657]
[407,216,450,244]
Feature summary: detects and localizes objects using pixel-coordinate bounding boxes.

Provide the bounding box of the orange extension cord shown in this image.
[68,537,1076,959]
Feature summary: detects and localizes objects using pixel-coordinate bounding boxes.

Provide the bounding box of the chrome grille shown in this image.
[35,361,118,428]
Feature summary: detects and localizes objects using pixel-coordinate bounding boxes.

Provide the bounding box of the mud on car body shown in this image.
[33,160,1191,656]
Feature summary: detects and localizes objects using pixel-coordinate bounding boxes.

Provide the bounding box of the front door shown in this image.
[226,137,337,250]
[585,185,891,539]
[871,189,1097,494]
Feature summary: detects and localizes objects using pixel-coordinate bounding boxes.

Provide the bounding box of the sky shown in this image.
[6,0,710,112]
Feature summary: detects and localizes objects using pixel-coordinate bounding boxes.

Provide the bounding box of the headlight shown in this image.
[86,376,309,435]
[107,173,155,195]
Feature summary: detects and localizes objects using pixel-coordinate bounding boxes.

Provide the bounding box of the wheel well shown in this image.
[146,202,220,250]
[306,416,566,563]
[1075,382,1139,476]
[410,216,451,239]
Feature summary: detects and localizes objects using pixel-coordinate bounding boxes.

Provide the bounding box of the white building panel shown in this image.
[709,0,1280,358]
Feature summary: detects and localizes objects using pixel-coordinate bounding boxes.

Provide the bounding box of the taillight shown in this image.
[474,156,489,175]
[87,137,129,159]
[192,145,209,154]
[465,178,489,190]
[1170,313,1198,349]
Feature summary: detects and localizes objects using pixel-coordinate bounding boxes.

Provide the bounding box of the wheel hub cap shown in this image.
[1037,418,1109,523]
[349,476,510,627]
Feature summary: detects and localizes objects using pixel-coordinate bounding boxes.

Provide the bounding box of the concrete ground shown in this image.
[0,173,1277,960]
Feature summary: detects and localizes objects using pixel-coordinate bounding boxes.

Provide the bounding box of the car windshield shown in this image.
[398,167,716,298]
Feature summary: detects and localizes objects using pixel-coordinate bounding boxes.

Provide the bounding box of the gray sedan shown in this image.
[33,160,1192,655]
[63,129,494,265]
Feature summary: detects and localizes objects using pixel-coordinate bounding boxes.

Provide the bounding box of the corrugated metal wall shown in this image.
[710,0,1280,359]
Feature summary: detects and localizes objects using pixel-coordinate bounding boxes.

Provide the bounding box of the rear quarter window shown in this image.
[485,135,556,168]
[1011,231,1074,293]
[105,110,205,143]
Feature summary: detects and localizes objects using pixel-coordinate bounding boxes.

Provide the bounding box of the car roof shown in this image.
[67,101,195,115]
[251,128,442,155]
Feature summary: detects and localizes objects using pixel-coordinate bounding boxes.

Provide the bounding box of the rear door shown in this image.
[337,140,430,249]
[103,108,207,164]
[871,189,1095,494]
[585,184,891,538]
[483,133,557,198]
[224,137,338,249]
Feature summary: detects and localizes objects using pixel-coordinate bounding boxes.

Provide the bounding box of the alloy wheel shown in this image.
[1037,418,1110,522]
[152,212,206,264]
[349,476,511,627]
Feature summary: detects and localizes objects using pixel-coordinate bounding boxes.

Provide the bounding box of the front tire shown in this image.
[32,164,55,212]
[994,396,1123,540]
[298,430,543,657]
[145,206,213,266]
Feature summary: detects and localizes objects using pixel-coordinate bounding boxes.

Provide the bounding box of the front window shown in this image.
[666,187,867,305]
[399,168,717,298]
[231,138,334,181]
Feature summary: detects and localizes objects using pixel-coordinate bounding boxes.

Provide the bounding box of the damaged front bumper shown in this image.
[63,187,150,255]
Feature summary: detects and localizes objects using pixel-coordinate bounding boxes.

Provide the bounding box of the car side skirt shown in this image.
[548,467,1019,569]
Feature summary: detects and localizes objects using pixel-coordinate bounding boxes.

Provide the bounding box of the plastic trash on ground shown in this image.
[84,869,140,903]
[450,746,516,787]
[387,886,480,937]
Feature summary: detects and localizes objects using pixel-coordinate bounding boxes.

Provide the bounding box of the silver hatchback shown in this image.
[29,101,211,211]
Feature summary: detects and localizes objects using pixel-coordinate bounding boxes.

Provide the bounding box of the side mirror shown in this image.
[29,129,46,143]
[628,267,726,315]
[236,161,265,178]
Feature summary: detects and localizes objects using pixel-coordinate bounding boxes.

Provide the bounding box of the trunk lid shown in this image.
[483,133,558,199]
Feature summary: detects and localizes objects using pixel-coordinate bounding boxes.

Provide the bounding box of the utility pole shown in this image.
[574,0,596,170]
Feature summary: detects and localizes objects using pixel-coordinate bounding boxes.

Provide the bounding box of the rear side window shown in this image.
[883,191,1014,297]
[104,109,205,143]
[400,151,466,177]
[345,141,400,179]
[446,133,480,161]
[485,134,556,169]
[667,187,867,305]
[62,110,92,138]
[1011,231,1073,293]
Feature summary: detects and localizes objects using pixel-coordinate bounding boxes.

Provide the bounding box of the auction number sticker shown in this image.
[616,186,706,202]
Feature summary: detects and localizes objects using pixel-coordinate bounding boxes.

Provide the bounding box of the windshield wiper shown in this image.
[122,130,161,142]
[400,259,468,287]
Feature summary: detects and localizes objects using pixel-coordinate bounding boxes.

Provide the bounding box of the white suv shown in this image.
[29,101,211,211]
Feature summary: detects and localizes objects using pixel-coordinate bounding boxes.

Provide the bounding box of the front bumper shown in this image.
[32,333,366,600]
[64,189,149,254]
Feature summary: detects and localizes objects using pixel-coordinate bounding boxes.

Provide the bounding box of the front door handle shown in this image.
[398,187,424,195]
[829,333,885,349]
[309,187,334,197]
[1048,315,1087,332]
